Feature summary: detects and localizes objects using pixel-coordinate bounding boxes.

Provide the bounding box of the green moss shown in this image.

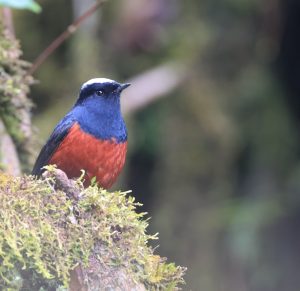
[0,170,185,290]
[0,23,34,172]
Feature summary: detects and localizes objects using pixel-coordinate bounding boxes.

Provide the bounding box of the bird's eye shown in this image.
[96,90,104,96]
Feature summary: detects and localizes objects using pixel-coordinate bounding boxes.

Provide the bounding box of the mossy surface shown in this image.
[0,23,34,172]
[0,169,185,290]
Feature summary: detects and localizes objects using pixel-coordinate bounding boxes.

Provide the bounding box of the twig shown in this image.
[28,0,106,75]
[42,168,81,201]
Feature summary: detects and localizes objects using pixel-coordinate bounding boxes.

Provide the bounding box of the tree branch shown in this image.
[122,63,187,114]
[28,0,106,75]
[0,119,21,176]
[1,7,15,37]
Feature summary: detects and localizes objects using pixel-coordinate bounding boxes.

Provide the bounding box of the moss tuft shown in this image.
[0,169,185,290]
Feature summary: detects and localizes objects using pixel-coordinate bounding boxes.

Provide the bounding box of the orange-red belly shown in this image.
[49,123,127,188]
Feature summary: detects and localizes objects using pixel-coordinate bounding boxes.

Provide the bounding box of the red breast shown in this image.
[49,123,127,188]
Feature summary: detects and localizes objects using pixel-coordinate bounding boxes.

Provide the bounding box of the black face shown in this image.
[76,80,130,105]
[80,82,119,100]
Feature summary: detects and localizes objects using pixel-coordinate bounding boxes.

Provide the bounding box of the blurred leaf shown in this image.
[0,0,41,13]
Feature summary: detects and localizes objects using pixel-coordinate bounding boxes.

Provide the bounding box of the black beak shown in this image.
[117,83,131,93]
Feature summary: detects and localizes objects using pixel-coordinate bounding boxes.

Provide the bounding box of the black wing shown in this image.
[32,117,75,176]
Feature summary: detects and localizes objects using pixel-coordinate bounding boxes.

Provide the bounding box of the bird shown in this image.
[32,78,130,188]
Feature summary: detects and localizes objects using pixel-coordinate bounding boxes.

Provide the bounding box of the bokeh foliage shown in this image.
[13,0,300,290]
[0,0,41,13]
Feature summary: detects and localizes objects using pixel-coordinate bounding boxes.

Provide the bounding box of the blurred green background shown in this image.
[13,0,300,290]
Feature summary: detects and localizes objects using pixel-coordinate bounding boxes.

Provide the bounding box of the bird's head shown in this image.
[71,78,130,141]
[76,78,130,108]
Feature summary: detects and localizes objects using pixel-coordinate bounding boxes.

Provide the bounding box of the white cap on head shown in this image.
[81,78,116,89]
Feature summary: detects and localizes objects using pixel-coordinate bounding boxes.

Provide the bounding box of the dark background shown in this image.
[14,0,300,290]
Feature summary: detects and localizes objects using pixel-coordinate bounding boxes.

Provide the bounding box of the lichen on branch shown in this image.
[0,167,185,290]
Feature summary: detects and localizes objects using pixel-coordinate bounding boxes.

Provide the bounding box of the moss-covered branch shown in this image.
[0,20,34,173]
[0,167,185,290]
